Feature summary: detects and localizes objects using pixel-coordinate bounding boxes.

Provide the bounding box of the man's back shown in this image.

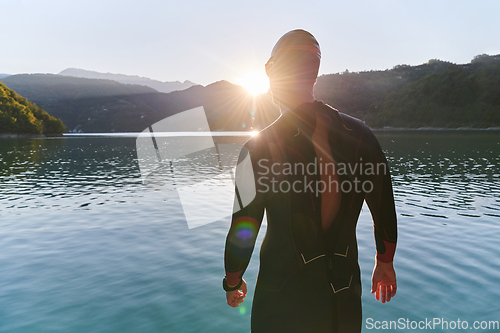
[225,101,397,332]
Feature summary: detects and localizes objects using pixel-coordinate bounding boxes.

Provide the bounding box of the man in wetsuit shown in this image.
[223,30,398,332]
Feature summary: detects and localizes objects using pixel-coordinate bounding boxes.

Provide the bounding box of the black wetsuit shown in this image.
[224,101,397,333]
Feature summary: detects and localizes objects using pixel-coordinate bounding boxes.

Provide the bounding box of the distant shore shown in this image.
[371,126,500,131]
[0,133,64,139]
[2,127,500,139]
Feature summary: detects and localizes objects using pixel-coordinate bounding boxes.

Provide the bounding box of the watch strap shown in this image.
[223,277,243,292]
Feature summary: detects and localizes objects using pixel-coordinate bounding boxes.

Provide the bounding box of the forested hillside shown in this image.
[0,82,66,134]
[314,54,500,128]
[371,56,500,127]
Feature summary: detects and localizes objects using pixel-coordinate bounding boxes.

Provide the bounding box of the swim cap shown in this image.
[266,29,321,79]
[270,29,321,59]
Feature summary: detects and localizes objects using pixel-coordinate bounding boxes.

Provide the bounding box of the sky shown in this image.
[1,0,499,86]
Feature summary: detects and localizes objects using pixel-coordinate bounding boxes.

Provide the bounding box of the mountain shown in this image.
[58,68,196,93]
[3,54,500,132]
[0,82,66,134]
[0,74,10,79]
[1,74,279,133]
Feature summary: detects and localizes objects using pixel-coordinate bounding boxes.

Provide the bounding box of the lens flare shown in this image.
[236,71,270,96]
[235,220,257,241]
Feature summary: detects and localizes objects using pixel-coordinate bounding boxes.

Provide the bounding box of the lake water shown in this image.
[0,131,499,332]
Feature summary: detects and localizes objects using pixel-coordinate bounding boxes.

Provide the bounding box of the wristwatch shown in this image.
[223,277,243,292]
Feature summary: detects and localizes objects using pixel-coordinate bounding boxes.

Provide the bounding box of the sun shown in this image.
[236,71,270,96]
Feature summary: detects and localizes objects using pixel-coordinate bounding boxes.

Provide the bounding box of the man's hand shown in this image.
[371,260,397,303]
[226,279,247,307]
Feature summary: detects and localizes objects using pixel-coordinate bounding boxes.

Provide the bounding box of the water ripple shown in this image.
[1,133,499,332]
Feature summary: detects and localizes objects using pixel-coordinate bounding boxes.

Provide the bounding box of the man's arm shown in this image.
[363,128,398,303]
[224,142,266,307]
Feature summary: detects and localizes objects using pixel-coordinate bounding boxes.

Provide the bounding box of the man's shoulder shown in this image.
[319,102,381,150]
[320,102,369,132]
[240,131,269,159]
[242,115,283,151]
